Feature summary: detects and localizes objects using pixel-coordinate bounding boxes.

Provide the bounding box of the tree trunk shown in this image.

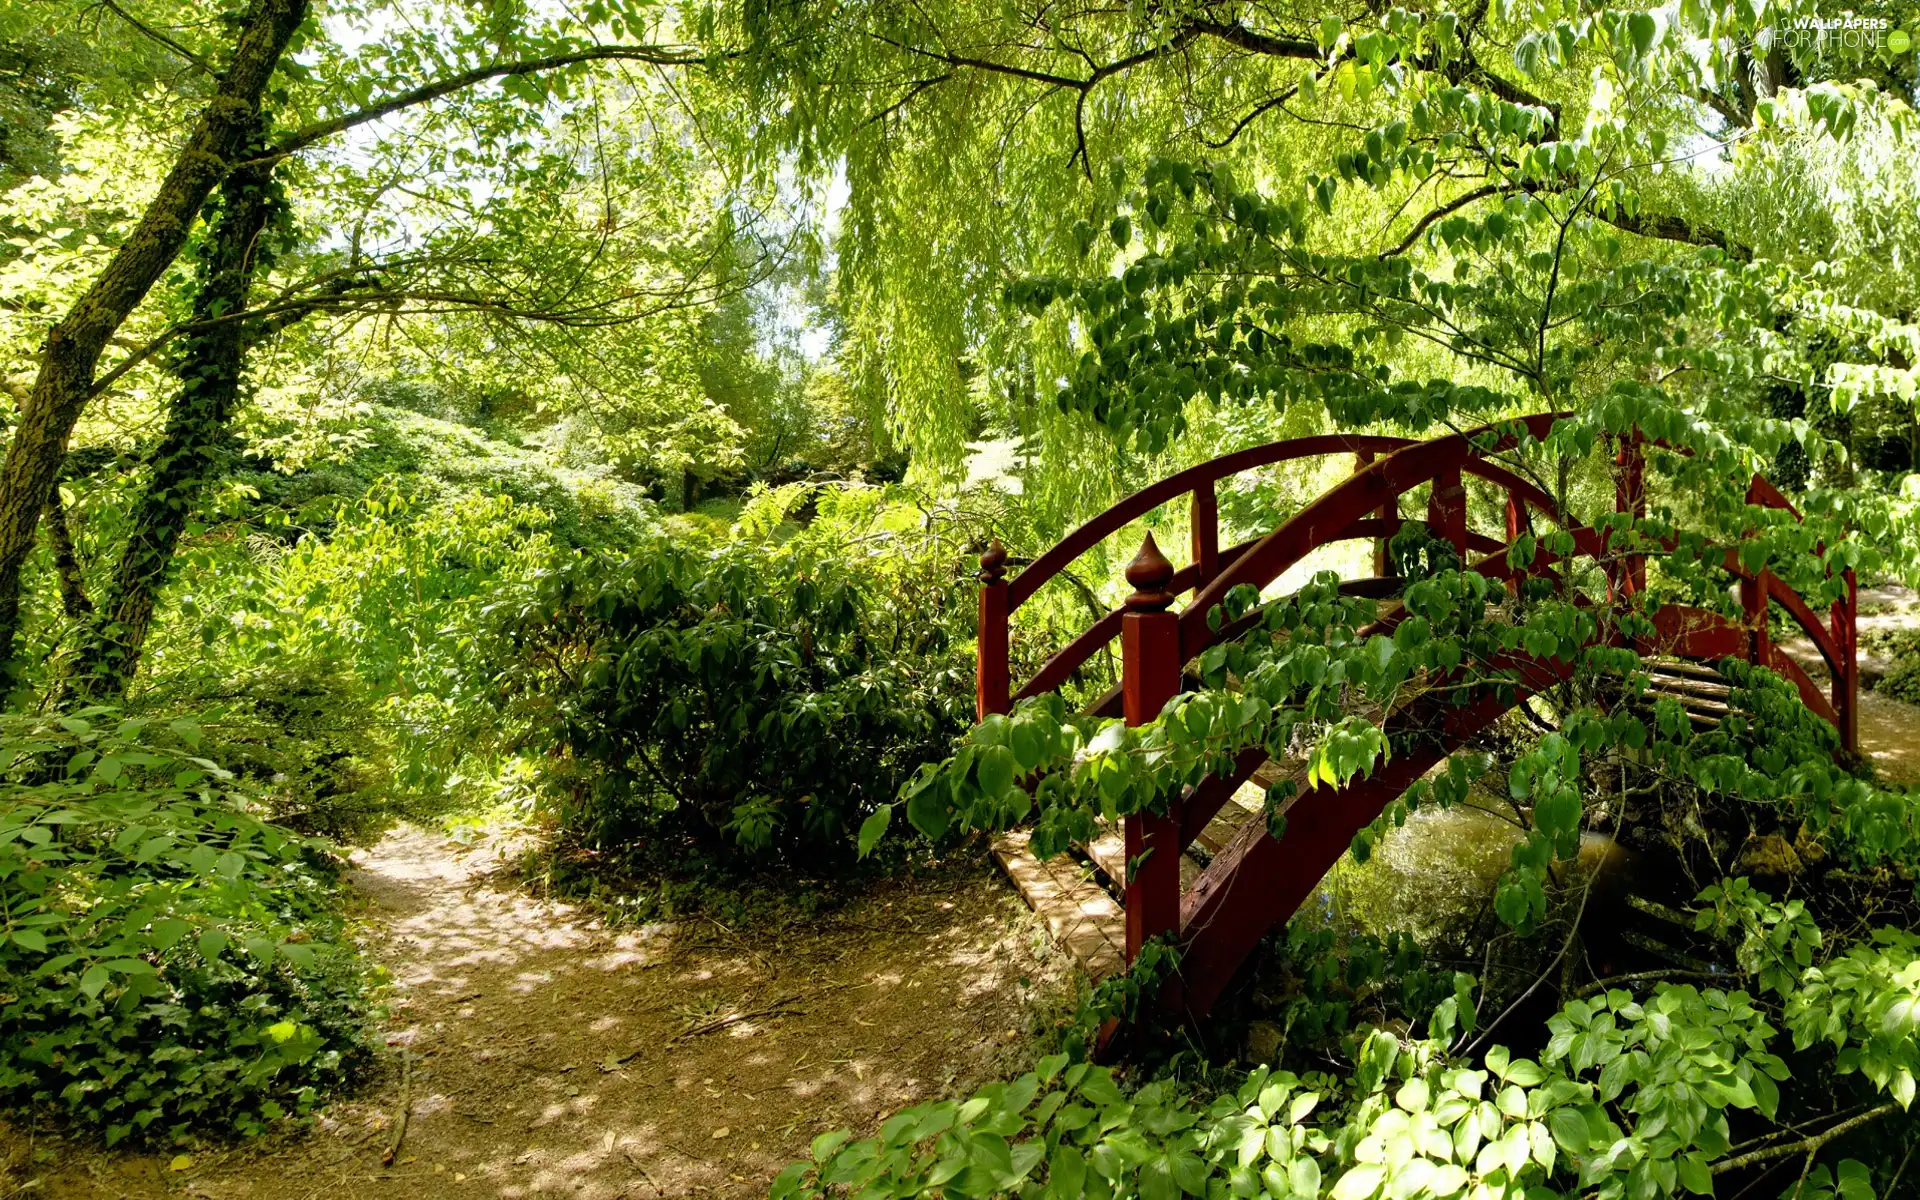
[0,0,307,687]
[43,484,93,620]
[65,152,281,701]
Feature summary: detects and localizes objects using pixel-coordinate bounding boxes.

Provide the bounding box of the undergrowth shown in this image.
[0,711,376,1144]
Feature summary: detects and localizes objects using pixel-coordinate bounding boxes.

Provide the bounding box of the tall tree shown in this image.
[0,0,717,689]
[0,0,307,687]
[62,141,285,699]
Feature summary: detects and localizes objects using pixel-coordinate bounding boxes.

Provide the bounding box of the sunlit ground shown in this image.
[4,829,1066,1199]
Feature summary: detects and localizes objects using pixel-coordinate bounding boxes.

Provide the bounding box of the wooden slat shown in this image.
[1193,785,1265,855]
[1083,822,1205,892]
[991,831,1126,980]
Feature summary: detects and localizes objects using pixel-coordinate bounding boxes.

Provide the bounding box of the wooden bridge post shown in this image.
[1427,468,1467,559]
[1504,490,1527,595]
[1741,570,1772,670]
[1356,451,1393,576]
[1835,568,1859,752]
[1120,534,1182,963]
[1610,436,1647,601]
[1191,481,1219,592]
[976,540,1010,720]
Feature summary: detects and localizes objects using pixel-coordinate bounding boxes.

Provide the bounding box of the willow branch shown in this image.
[260,44,714,163]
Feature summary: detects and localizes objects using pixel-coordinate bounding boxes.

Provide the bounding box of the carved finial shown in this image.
[1125,533,1176,612]
[979,538,1008,583]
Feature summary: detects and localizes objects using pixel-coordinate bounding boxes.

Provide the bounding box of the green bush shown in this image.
[776,885,1920,1200]
[0,710,374,1144]
[499,525,974,858]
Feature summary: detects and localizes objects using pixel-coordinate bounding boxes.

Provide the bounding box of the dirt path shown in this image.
[3,830,1062,1199]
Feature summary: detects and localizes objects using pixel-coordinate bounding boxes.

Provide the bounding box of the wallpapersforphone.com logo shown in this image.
[1771,13,1913,53]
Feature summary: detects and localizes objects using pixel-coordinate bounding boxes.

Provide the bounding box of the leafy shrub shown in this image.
[498,519,974,858]
[127,661,394,842]
[1879,658,1920,705]
[137,480,569,829]
[0,710,373,1143]
[777,885,1920,1200]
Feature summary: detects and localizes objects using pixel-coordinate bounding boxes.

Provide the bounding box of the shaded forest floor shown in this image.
[1,831,1066,1199]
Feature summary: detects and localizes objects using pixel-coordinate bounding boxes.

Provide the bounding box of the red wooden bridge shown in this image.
[974,414,1858,1018]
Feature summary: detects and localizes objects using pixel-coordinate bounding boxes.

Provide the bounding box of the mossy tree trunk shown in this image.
[0,0,307,690]
[65,151,282,701]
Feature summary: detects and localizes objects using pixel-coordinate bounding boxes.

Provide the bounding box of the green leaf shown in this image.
[905,784,950,840]
[811,1130,851,1162]
[1331,1163,1384,1200]
[197,928,230,961]
[1049,1145,1087,1198]
[79,964,110,998]
[1676,1153,1713,1195]
[1549,1107,1589,1155]
[977,745,1017,797]
[857,805,892,858]
[1627,12,1657,54]
[1139,1158,1177,1200]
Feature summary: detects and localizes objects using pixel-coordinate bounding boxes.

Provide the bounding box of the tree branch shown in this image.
[261,44,713,162]
[1182,19,1318,59]
[1601,207,1752,262]
[93,0,217,73]
[1383,183,1509,256]
[42,485,93,619]
[1711,1103,1900,1175]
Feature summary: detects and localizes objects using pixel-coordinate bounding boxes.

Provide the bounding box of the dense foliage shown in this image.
[0,712,372,1143]
[781,839,1920,1198]
[501,485,976,857]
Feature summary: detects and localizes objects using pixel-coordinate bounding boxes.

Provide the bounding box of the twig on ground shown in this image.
[825,918,935,936]
[381,1051,413,1166]
[623,1144,664,1196]
[704,916,778,976]
[674,995,804,1042]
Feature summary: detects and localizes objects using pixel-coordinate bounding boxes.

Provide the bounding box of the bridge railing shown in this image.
[975,430,1559,720]
[977,416,1860,996]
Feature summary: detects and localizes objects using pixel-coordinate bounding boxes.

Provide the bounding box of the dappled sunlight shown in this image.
[1860,692,1920,785]
[64,827,1061,1199]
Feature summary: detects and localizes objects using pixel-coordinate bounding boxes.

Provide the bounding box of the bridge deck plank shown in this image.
[990,830,1126,980]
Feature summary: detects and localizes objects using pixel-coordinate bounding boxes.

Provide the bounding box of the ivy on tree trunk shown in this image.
[0,0,307,691]
[65,150,283,701]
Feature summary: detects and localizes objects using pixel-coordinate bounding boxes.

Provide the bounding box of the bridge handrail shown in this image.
[986,421,1582,713]
[983,416,1856,750]
[976,413,1860,1020]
